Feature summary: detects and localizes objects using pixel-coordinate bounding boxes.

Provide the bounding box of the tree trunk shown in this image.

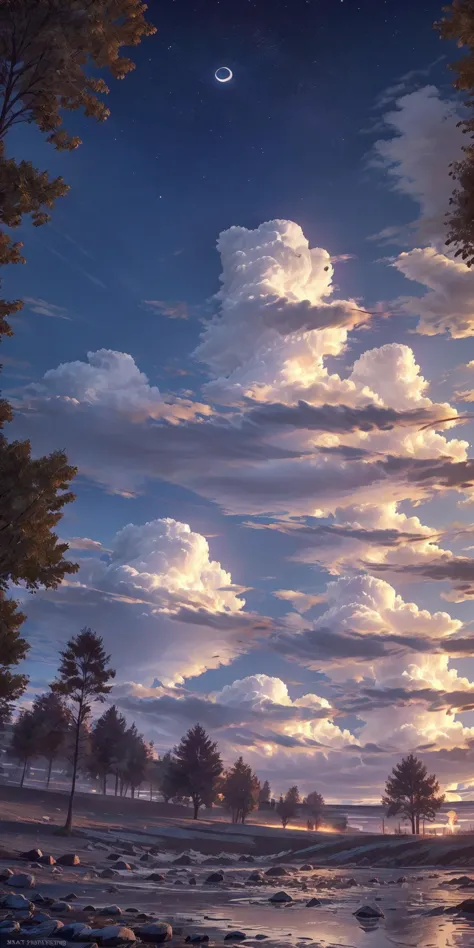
[411,814,416,835]
[46,759,53,789]
[193,798,199,820]
[131,786,135,800]
[20,758,27,787]
[103,774,107,796]
[64,706,82,832]
[115,773,119,796]
[149,782,153,802]
[415,814,420,835]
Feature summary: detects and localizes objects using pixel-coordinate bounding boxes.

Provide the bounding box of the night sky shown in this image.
[4,0,474,803]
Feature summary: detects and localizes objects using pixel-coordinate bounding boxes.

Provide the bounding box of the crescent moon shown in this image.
[215,66,233,83]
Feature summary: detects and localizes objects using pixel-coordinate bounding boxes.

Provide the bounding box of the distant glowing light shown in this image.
[215,66,233,83]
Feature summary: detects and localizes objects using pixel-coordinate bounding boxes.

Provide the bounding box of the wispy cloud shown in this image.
[24,297,72,321]
[142,299,189,320]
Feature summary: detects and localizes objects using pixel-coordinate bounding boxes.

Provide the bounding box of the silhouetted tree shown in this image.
[121,723,151,799]
[52,628,115,831]
[88,704,127,795]
[222,757,260,824]
[30,691,71,787]
[168,724,223,820]
[8,708,40,786]
[382,753,444,834]
[305,790,325,830]
[258,779,271,805]
[436,1,474,264]
[276,787,299,829]
[158,750,176,803]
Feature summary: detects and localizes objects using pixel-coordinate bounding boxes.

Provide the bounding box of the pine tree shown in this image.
[51,628,115,831]
[8,708,40,786]
[88,705,128,795]
[221,756,260,824]
[169,724,223,820]
[382,753,445,834]
[30,691,72,787]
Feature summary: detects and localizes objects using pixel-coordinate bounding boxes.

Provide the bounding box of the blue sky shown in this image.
[5,0,474,802]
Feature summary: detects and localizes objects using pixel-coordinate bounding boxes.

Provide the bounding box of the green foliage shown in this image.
[382,753,445,834]
[436,1,474,264]
[167,723,223,819]
[221,756,260,824]
[52,628,115,829]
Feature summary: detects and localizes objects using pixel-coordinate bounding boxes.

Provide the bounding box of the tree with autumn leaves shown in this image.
[436,1,474,264]
[0,0,155,712]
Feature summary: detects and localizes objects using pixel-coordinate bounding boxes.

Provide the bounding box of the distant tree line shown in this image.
[3,629,446,838]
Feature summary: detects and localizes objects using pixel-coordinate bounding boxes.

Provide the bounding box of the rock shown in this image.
[6,873,35,889]
[369,878,380,885]
[174,879,184,886]
[107,887,119,894]
[30,912,53,923]
[306,898,321,907]
[185,936,209,944]
[107,854,120,861]
[265,867,289,877]
[238,855,254,863]
[254,936,268,941]
[397,876,408,884]
[0,921,19,933]
[224,933,247,941]
[269,891,292,903]
[97,906,122,917]
[39,854,56,865]
[0,868,13,881]
[61,923,93,941]
[31,894,53,905]
[446,876,474,886]
[51,901,73,912]
[454,899,474,915]
[173,854,193,866]
[140,854,153,863]
[84,906,97,913]
[247,871,264,884]
[101,869,119,879]
[134,922,172,943]
[147,872,165,882]
[3,893,33,910]
[114,861,131,871]
[125,909,139,914]
[21,849,42,861]
[27,920,64,936]
[205,872,224,884]
[57,853,80,866]
[188,877,197,885]
[89,925,136,946]
[65,893,79,900]
[354,905,384,919]
[300,865,313,872]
